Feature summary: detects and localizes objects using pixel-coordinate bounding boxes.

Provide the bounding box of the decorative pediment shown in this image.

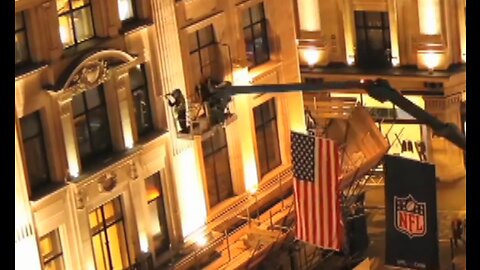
[67,60,109,95]
[48,49,137,95]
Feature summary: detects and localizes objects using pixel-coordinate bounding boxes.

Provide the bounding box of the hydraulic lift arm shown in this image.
[211,79,466,151]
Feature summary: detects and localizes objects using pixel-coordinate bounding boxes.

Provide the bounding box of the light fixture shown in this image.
[303,47,320,68]
[196,235,208,247]
[347,55,355,66]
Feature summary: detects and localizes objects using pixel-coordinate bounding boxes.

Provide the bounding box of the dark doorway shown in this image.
[354,11,392,69]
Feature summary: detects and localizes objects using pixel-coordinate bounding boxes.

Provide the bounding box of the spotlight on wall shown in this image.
[391,57,400,67]
[196,235,208,247]
[347,55,355,66]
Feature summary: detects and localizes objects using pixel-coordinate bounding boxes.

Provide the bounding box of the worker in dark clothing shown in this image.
[165,89,189,133]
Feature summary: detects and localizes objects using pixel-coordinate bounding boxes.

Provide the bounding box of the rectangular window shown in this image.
[39,229,65,270]
[243,3,270,68]
[89,197,131,270]
[57,0,95,48]
[202,128,233,207]
[129,65,154,137]
[118,0,136,22]
[20,111,51,195]
[354,11,391,68]
[189,25,217,84]
[145,173,170,255]
[253,98,281,177]
[15,12,30,66]
[72,85,112,168]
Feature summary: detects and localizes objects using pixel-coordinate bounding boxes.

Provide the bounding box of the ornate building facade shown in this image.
[14,0,466,269]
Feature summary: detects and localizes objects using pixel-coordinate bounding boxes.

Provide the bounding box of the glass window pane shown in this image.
[118,0,135,21]
[40,230,65,270]
[92,232,108,270]
[200,47,212,66]
[56,0,70,14]
[256,128,268,176]
[253,103,263,127]
[212,129,227,150]
[87,107,111,153]
[190,53,201,82]
[85,87,102,109]
[202,137,213,156]
[367,29,384,51]
[148,202,162,235]
[15,13,25,31]
[214,148,232,200]
[58,15,75,48]
[133,88,153,134]
[355,12,364,27]
[71,0,90,9]
[106,222,129,269]
[145,173,161,202]
[244,29,254,66]
[74,116,92,158]
[265,120,281,169]
[24,138,50,189]
[250,3,265,23]
[189,32,199,52]
[73,7,94,43]
[72,94,85,117]
[366,12,382,27]
[204,157,218,205]
[15,32,29,65]
[20,113,40,139]
[262,99,276,121]
[129,65,145,90]
[198,25,214,47]
[242,9,251,28]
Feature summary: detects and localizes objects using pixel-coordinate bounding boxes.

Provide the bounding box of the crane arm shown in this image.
[209,79,465,151]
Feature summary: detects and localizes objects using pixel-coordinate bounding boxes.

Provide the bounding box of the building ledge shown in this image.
[301,63,466,79]
[70,129,168,184]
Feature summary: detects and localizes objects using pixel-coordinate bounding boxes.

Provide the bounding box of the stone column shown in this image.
[58,97,81,177]
[15,117,42,270]
[150,0,192,155]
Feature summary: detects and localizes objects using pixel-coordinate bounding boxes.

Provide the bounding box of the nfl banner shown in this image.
[384,155,439,270]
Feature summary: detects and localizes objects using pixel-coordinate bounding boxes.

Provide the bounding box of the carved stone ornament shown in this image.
[98,172,118,193]
[76,189,87,210]
[68,60,109,95]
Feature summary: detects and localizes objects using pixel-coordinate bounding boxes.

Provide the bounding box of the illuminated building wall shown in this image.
[15,0,303,268]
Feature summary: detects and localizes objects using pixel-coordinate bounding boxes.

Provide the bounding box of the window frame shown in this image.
[202,128,234,208]
[145,172,171,254]
[15,11,31,67]
[354,11,392,68]
[129,64,154,138]
[253,98,281,177]
[20,111,51,194]
[39,229,65,270]
[118,0,137,23]
[243,2,270,68]
[57,0,96,48]
[89,197,131,270]
[189,25,218,82]
[72,85,113,168]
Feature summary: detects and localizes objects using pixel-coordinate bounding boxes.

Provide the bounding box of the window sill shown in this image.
[61,37,111,60]
[29,182,68,202]
[15,63,48,81]
[137,129,169,146]
[120,19,154,36]
[71,129,169,183]
[248,60,282,83]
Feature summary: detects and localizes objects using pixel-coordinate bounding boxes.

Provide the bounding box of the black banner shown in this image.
[384,155,439,270]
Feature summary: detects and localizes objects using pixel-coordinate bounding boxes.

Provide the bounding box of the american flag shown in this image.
[291,131,344,251]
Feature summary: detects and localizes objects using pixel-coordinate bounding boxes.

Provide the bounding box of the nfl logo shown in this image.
[394,195,427,238]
